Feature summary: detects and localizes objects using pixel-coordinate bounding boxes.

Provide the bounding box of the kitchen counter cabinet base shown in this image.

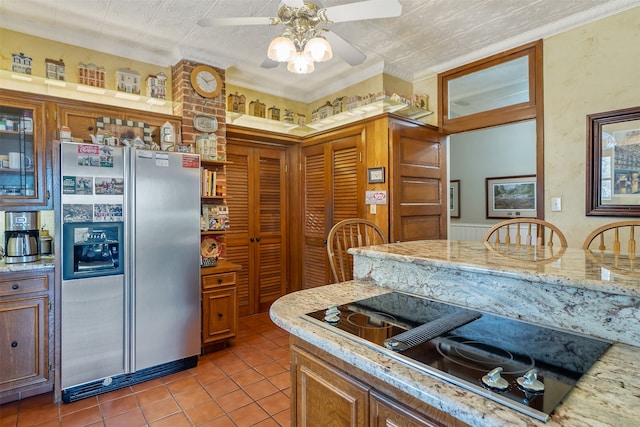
[0,269,54,404]
[201,261,240,354]
[291,337,469,427]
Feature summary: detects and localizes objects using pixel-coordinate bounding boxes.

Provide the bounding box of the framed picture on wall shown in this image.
[449,180,460,218]
[486,175,536,219]
[368,167,385,183]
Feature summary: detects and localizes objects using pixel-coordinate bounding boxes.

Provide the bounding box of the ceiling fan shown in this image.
[197,0,402,74]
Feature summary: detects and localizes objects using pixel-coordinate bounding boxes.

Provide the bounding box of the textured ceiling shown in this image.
[1,0,639,102]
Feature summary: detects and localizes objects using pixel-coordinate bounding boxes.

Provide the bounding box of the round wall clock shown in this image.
[190,65,222,98]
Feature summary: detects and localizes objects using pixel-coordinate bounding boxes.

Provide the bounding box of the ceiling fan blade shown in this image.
[197,16,277,27]
[261,58,280,69]
[325,31,366,66]
[281,0,304,7]
[323,0,402,23]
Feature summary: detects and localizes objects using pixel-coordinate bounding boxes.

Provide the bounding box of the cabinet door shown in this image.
[371,391,445,427]
[0,296,48,392]
[292,347,369,427]
[389,121,447,242]
[57,103,124,143]
[301,128,364,288]
[0,92,50,208]
[202,286,237,344]
[226,143,287,316]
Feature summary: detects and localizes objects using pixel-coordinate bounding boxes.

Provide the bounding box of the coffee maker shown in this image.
[5,211,40,264]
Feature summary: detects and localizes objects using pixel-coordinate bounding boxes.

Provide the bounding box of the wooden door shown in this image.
[301,131,363,289]
[390,122,447,242]
[226,143,287,316]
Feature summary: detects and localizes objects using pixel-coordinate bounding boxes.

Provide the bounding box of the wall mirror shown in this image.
[587,106,640,216]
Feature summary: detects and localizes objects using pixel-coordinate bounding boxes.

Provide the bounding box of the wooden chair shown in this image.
[483,218,568,248]
[582,221,640,274]
[327,219,387,283]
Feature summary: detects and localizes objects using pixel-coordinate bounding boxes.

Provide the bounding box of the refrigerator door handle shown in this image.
[124,146,134,373]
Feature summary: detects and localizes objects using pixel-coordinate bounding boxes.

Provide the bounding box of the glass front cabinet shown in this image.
[0,93,50,209]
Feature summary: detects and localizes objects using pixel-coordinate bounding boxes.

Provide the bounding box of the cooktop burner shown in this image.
[303,292,611,422]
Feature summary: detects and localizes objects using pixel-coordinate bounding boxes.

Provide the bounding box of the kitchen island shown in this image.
[270,240,640,426]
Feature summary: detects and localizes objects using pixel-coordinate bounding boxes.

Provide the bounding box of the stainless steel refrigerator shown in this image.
[59,142,201,402]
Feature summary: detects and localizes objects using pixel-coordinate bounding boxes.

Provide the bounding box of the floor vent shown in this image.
[61,355,198,403]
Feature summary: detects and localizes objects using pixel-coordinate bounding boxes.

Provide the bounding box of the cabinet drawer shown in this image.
[0,274,49,297]
[202,272,236,290]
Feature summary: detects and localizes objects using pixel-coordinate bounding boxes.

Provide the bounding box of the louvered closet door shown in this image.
[301,134,362,288]
[225,144,252,316]
[255,147,287,313]
[226,143,287,316]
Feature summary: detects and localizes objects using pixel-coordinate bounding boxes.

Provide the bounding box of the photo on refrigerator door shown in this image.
[94,204,123,222]
[63,204,93,223]
[62,176,93,195]
[95,177,124,195]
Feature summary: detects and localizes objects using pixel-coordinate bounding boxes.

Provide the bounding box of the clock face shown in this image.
[191,65,221,98]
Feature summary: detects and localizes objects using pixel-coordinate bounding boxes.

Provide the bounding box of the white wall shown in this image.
[449,120,537,224]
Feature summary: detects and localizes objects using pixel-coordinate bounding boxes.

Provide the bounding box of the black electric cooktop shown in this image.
[303,292,611,422]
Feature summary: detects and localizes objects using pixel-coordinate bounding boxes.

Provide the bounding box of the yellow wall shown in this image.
[1,29,173,100]
[544,5,640,246]
[226,84,308,118]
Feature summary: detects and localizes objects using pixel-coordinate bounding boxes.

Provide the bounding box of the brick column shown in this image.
[171,60,226,157]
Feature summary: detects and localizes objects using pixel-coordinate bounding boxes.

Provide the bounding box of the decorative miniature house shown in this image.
[78,63,106,87]
[146,72,167,99]
[115,67,141,94]
[297,113,306,126]
[283,109,295,124]
[227,92,246,113]
[248,99,266,118]
[316,101,333,120]
[333,97,347,115]
[45,58,66,80]
[11,52,32,74]
[414,94,429,110]
[268,106,281,121]
[346,95,362,111]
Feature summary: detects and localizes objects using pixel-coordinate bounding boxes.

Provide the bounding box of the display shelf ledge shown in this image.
[226,100,432,136]
[0,70,174,114]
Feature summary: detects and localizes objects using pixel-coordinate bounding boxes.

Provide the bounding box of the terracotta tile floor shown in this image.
[0,312,291,427]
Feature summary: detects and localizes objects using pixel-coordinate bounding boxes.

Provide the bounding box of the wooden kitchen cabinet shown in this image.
[291,340,469,427]
[56,101,124,142]
[200,262,240,353]
[291,346,370,427]
[0,90,51,209]
[0,269,54,404]
[56,99,182,147]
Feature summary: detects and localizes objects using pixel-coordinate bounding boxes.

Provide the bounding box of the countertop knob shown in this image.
[482,367,509,391]
[517,369,545,393]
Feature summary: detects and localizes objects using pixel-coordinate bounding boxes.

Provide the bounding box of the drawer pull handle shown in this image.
[12,284,19,290]
[218,313,223,318]
[11,341,18,348]
[217,278,223,283]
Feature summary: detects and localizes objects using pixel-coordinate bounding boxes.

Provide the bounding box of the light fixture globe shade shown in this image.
[268,36,295,62]
[287,53,315,74]
[304,37,332,62]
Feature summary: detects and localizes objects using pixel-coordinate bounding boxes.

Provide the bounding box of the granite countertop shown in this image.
[0,256,55,273]
[270,281,640,427]
[351,240,640,297]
